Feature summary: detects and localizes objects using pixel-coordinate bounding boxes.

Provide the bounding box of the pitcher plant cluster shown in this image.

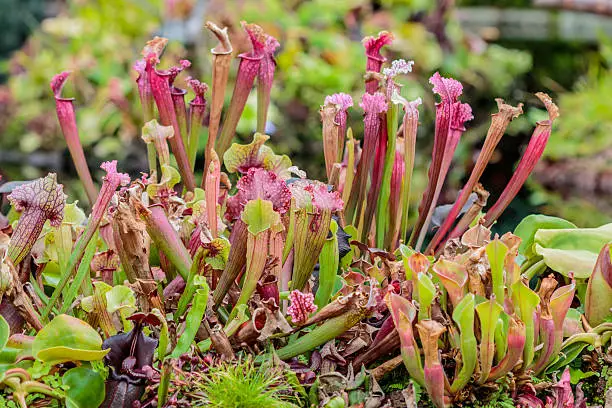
[0,20,609,408]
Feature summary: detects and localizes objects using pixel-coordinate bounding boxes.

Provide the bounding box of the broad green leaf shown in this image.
[514,214,576,257]
[63,366,105,408]
[534,223,612,278]
[32,315,108,364]
[241,199,281,235]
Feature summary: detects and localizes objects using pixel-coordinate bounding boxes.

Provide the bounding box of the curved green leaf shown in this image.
[514,214,576,257]
[534,223,612,279]
[32,315,108,364]
[63,366,105,408]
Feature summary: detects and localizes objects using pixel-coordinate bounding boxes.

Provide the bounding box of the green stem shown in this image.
[157,359,171,407]
[523,259,547,280]
[60,232,99,314]
[375,101,399,248]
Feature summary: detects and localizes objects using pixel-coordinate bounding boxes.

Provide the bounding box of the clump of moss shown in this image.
[188,357,302,408]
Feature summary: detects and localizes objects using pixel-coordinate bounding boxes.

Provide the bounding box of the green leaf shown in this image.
[340,225,358,269]
[205,237,231,270]
[417,273,436,321]
[450,294,477,393]
[485,239,508,304]
[0,316,9,350]
[240,199,281,235]
[511,280,540,368]
[32,315,109,364]
[534,223,612,278]
[475,297,504,383]
[63,366,105,408]
[315,220,339,309]
[514,214,576,258]
[170,283,210,358]
[223,133,292,177]
[146,164,181,198]
[546,341,590,374]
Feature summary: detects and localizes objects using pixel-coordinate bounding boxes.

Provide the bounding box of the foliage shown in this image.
[0,14,609,408]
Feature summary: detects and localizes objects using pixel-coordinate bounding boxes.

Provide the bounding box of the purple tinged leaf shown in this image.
[216,22,267,160]
[489,316,526,380]
[145,52,196,191]
[135,38,168,177]
[432,258,467,308]
[226,168,291,221]
[101,319,157,408]
[387,149,405,247]
[223,133,292,177]
[412,73,472,250]
[7,174,66,265]
[228,199,282,322]
[484,93,559,227]
[168,60,192,159]
[257,34,280,133]
[324,93,353,158]
[531,279,576,374]
[389,293,424,386]
[399,98,422,242]
[287,290,317,324]
[345,92,387,226]
[42,161,130,319]
[257,274,280,305]
[133,201,192,280]
[289,180,343,290]
[363,31,394,93]
[427,100,523,252]
[416,319,449,408]
[187,77,209,170]
[320,102,340,180]
[213,219,248,307]
[141,119,174,167]
[50,72,98,205]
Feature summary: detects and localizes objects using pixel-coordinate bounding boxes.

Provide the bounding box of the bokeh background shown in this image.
[1,0,611,232]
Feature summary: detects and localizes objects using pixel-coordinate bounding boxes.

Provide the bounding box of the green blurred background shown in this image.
[1,0,611,232]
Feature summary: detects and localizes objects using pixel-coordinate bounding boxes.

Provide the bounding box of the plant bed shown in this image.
[0,21,610,408]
